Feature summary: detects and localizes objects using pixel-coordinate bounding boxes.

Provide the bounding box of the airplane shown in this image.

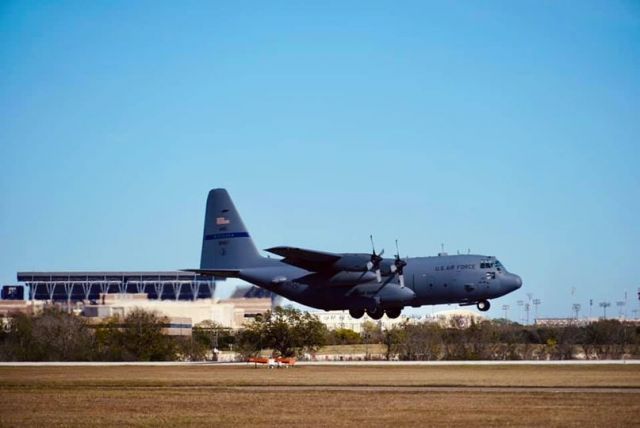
[186,189,522,320]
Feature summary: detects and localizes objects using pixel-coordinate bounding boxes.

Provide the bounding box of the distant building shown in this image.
[312,308,488,333]
[423,309,488,328]
[312,311,407,333]
[82,293,272,330]
[534,318,590,327]
[535,317,640,326]
[1,285,25,300]
[0,300,43,318]
[16,271,217,302]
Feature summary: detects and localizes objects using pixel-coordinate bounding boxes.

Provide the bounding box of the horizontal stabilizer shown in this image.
[182,268,241,278]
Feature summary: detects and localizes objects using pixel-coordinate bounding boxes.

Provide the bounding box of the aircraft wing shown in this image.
[182,268,241,278]
[265,246,341,272]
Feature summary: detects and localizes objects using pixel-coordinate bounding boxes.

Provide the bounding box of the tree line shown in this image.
[1,306,638,361]
[382,318,640,360]
[0,307,228,361]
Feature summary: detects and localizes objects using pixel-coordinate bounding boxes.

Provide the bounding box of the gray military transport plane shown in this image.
[186,189,522,319]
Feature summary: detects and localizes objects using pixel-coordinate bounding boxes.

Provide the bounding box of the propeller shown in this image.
[393,239,407,288]
[366,235,384,283]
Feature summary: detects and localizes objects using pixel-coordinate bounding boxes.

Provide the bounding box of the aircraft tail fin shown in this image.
[200,189,263,270]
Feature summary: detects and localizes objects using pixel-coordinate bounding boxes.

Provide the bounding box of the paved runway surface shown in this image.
[1,360,639,367]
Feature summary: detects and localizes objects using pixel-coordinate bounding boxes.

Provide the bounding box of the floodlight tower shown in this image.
[532,298,541,321]
[615,301,625,319]
[524,303,531,325]
[572,303,581,320]
[517,300,524,323]
[502,304,510,320]
[599,301,611,319]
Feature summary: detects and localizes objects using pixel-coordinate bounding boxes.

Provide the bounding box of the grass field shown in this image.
[1,364,639,427]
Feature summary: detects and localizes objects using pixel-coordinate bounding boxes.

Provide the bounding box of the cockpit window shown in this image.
[480,262,494,269]
[495,260,505,272]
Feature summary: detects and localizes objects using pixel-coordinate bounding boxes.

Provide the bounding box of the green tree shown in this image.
[383,324,407,360]
[237,307,327,357]
[189,320,235,360]
[327,328,362,345]
[361,320,383,344]
[95,309,176,361]
[0,308,94,361]
[401,322,443,360]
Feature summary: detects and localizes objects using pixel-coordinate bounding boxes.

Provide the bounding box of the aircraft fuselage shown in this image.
[237,253,521,311]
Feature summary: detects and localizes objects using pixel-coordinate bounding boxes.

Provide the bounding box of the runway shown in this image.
[2,362,638,426]
[1,359,639,367]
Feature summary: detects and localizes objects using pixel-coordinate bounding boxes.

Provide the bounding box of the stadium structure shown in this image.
[3,272,276,304]
[14,271,217,303]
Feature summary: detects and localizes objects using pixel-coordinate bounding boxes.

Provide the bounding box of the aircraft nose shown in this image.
[504,273,522,291]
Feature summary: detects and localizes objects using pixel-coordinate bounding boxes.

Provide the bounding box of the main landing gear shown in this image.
[349,308,365,319]
[349,307,402,320]
[476,300,491,312]
[384,308,402,319]
[366,306,384,320]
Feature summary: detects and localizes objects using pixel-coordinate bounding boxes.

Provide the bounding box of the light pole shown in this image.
[599,302,611,319]
[517,300,524,323]
[616,301,625,319]
[572,303,581,320]
[533,299,541,321]
[502,304,510,321]
[524,303,531,325]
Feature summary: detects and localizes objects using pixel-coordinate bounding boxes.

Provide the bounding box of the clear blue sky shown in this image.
[1,1,638,320]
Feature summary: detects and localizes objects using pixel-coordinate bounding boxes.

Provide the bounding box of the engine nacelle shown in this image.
[377,283,416,305]
[331,254,395,274]
[329,271,377,286]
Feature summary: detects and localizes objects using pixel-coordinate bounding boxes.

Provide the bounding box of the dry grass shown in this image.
[1,365,639,427]
[2,364,639,388]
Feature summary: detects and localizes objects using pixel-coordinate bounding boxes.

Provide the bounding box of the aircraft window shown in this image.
[480,262,494,269]
[495,260,504,272]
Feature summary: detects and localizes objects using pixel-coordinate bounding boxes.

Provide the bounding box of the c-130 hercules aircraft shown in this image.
[186,189,522,319]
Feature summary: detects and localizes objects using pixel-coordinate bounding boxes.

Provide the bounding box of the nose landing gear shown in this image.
[477,300,491,312]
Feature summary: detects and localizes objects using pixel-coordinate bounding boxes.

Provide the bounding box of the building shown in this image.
[3,270,277,336]
[312,308,488,333]
[16,271,217,302]
[312,311,408,333]
[82,293,272,330]
[422,309,488,328]
[1,285,25,300]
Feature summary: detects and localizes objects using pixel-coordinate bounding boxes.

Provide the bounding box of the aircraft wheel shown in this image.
[349,308,365,319]
[385,308,402,319]
[477,300,491,312]
[366,307,384,320]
